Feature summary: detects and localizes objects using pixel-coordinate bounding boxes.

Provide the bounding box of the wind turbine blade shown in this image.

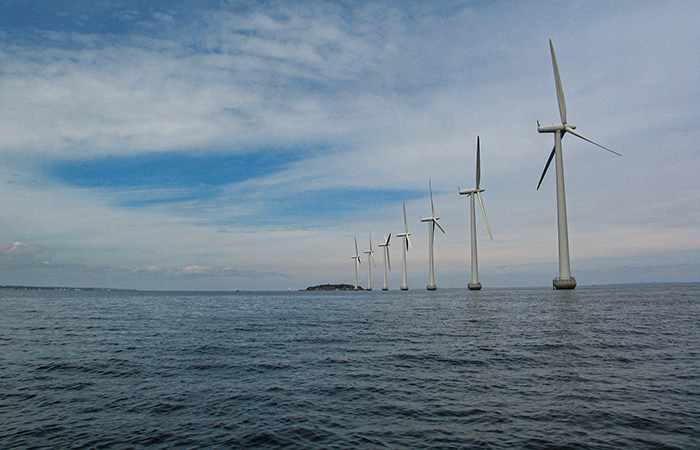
[406,235,412,251]
[387,248,391,271]
[537,145,556,190]
[565,127,622,156]
[550,39,567,124]
[477,192,493,240]
[429,179,435,217]
[354,237,359,257]
[387,233,391,245]
[435,219,445,234]
[476,136,481,189]
[403,202,409,233]
[371,254,377,268]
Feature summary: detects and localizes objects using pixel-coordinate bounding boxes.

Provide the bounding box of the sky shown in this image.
[0,0,698,291]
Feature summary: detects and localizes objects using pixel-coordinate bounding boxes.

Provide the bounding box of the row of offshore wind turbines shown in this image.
[349,40,621,291]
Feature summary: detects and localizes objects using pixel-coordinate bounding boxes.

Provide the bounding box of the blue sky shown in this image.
[1,0,698,290]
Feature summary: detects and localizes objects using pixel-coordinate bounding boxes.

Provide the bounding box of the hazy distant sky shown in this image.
[1,0,698,290]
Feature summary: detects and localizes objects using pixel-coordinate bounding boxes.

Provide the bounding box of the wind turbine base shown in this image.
[468,282,482,290]
[553,277,577,290]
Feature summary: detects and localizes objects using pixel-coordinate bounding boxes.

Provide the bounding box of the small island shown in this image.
[305,284,364,291]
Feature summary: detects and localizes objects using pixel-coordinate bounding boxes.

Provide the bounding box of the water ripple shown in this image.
[1,285,699,448]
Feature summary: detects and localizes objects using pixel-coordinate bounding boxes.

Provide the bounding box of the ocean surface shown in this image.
[1,284,699,449]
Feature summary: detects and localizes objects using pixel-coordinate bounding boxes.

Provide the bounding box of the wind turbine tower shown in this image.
[351,237,361,290]
[537,39,621,289]
[396,202,412,290]
[364,231,376,291]
[378,231,391,291]
[421,180,445,291]
[459,136,493,290]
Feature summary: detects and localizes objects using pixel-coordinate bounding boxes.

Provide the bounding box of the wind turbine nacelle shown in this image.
[396,232,410,237]
[459,187,483,195]
[421,217,438,223]
[537,123,574,133]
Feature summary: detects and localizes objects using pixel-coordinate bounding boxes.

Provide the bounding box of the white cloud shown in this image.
[0,0,698,289]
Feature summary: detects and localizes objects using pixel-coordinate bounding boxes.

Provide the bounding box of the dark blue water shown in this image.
[1,284,699,449]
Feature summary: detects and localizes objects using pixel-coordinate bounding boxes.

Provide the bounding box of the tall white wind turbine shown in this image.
[364,231,376,291]
[396,202,412,291]
[378,231,391,291]
[459,136,493,290]
[351,237,361,290]
[537,39,621,290]
[421,180,445,291]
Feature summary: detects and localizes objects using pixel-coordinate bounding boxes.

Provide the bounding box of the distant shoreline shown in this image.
[0,285,131,292]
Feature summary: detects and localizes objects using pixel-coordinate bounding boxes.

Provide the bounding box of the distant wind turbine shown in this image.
[537,39,621,290]
[396,202,412,291]
[459,136,493,290]
[351,237,361,290]
[378,231,391,291]
[364,231,376,291]
[421,180,445,291]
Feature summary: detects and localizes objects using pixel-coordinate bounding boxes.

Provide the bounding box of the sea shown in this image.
[1,284,699,449]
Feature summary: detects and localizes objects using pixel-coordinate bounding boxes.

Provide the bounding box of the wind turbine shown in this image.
[421,179,445,291]
[364,231,376,291]
[351,237,361,290]
[537,39,621,290]
[459,136,493,290]
[378,231,391,291]
[396,202,412,290]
